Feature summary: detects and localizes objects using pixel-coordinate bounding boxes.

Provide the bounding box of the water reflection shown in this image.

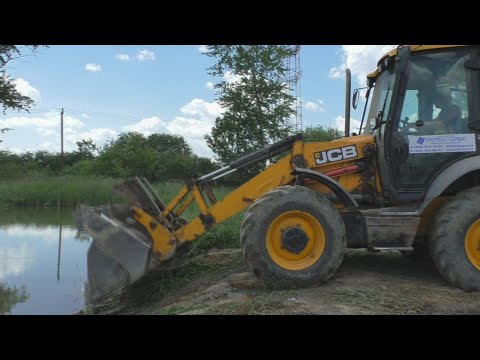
[0,208,91,314]
[0,243,35,279]
[57,225,62,282]
[0,283,29,314]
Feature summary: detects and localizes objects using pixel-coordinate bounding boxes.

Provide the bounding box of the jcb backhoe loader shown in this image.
[77,45,480,302]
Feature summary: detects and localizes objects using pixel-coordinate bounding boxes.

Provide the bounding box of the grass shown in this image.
[0,176,121,207]
[0,176,231,209]
[0,175,242,250]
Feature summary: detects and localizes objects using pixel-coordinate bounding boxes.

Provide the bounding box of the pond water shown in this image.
[0,207,91,315]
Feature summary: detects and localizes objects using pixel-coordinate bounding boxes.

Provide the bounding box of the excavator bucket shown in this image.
[75,203,160,303]
[75,177,180,303]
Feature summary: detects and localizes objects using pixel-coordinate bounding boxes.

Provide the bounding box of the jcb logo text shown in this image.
[314,145,358,165]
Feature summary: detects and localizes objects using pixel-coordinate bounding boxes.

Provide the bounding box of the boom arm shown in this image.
[130,136,303,261]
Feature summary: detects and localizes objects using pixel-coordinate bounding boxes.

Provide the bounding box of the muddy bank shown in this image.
[82,248,480,315]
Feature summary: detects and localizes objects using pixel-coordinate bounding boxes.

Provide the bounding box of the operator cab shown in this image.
[362,45,480,202]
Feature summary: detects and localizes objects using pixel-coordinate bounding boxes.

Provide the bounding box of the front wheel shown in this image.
[240,185,346,289]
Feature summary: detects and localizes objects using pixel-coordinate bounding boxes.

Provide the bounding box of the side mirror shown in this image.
[352,89,360,110]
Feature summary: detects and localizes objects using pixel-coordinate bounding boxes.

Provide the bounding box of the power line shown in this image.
[1,107,148,123]
[63,107,146,121]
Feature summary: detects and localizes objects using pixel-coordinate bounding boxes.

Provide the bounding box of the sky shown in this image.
[0,45,395,158]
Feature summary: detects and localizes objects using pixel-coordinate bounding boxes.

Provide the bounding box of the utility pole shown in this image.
[60,108,64,167]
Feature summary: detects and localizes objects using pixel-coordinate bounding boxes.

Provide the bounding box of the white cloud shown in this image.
[136,50,155,62]
[224,71,242,84]
[205,81,214,90]
[13,78,41,103]
[122,116,168,135]
[198,45,209,53]
[81,113,90,119]
[1,99,223,157]
[304,101,320,112]
[0,110,84,129]
[166,117,213,138]
[85,63,102,72]
[114,54,130,61]
[0,111,116,152]
[333,115,362,134]
[167,117,213,156]
[122,99,224,157]
[39,141,55,150]
[37,128,55,137]
[176,99,225,156]
[180,98,224,121]
[3,147,26,154]
[65,128,117,147]
[304,99,325,112]
[328,66,343,79]
[329,45,395,85]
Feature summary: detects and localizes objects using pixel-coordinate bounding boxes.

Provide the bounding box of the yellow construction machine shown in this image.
[77,45,480,301]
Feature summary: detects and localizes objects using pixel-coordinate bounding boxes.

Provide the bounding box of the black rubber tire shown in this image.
[430,187,480,292]
[240,185,346,289]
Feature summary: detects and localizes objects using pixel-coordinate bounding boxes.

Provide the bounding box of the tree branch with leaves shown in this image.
[204,45,296,170]
[0,45,45,114]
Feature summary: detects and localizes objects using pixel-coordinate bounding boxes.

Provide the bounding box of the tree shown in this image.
[302,125,344,143]
[92,132,216,181]
[76,139,97,160]
[204,46,296,169]
[94,132,157,179]
[147,133,192,156]
[0,45,44,114]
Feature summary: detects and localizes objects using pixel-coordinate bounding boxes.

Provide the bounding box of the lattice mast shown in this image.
[283,45,302,133]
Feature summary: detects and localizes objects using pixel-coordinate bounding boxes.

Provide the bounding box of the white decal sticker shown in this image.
[408,134,476,154]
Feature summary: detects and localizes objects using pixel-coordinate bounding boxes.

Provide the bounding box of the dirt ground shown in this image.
[89,248,480,315]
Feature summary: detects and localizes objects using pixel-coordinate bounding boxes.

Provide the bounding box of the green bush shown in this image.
[302,125,344,142]
[68,159,96,176]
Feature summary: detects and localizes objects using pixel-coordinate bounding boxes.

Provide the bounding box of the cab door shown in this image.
[390,47,478,196]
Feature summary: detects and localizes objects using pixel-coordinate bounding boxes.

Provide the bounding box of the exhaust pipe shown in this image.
[345,68,351,137]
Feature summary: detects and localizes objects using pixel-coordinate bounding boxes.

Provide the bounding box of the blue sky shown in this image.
[0,45,394,158]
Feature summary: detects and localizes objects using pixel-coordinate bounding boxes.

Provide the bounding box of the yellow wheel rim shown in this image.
[465,219,480,271]
[266,211,325,271]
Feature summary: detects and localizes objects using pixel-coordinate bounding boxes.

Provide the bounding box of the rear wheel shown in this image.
[430,187,480,291]
[240,185,346,289]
